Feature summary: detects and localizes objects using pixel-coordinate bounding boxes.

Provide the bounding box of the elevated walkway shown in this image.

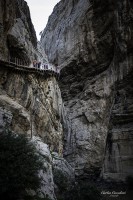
[0,58,60,79]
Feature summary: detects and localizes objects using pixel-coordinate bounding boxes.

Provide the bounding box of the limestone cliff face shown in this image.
[41,0,114,70]
[0,66,71,199]
[101,74,133,182]
[0,0,64,153]
[0,67,64,154]
[0,1,75,199]
[41,0,133,181]
[31,137,75,200]
[0,0,37,62]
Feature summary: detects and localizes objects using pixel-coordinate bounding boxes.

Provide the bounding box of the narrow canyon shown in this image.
[0,0,133,199]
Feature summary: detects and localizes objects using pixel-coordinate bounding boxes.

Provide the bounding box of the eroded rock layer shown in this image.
[0,0,37,62]
[41,0,133,181]
[0,66,64,154]
[0,1,76,199]
[102,72,133,182]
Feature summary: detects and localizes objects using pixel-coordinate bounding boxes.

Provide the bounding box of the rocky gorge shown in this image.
[41,0,133,182]
[0,0,133,199]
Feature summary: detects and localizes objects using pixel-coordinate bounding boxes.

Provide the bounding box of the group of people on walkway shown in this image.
[32,60,60,74]
[33,60,48,69]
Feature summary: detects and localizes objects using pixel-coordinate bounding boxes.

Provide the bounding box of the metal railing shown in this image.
[0,56,60,78]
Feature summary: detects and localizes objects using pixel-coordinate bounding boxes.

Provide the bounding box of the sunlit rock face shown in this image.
[31,137,56,200]
[30,137,75,200]
[41,0,114,70]
[0,67,64,154]
[41,0,133,181]
[0,0,37,62]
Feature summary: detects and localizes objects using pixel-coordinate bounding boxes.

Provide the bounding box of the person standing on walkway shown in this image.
[45,64,48,70]
[38,61,41,69]
[33,60,37,68]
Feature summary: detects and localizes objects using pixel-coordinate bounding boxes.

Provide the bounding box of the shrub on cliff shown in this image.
[0,130,43,200]
[53,168,69,191]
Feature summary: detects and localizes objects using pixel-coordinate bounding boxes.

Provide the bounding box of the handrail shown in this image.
[0,57,60,78]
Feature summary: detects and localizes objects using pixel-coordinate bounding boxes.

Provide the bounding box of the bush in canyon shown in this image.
[0,130,43,200]
[53,168,69,191]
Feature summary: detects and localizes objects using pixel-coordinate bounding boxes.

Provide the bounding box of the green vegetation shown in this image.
[0,130,44,200]
[53,168,69,191]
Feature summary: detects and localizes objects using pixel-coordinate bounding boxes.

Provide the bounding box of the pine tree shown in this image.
[0,130,43,200]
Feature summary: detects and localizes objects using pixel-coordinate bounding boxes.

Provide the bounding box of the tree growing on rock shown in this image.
[0,130,44,200]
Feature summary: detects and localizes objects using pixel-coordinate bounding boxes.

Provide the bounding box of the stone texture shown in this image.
[0,67,74,198]
[41,0,114,70]
[30,137,75,200]
[0,67,64,154]
[0,94,30,134]
[31,136,56,200]
[41,0,133,181]
[37,41,48,64]
[0,0,133,194]
[52,152,75,199]
[0,1,76,199]
[0,1,76,198]
[0,0,37,62]
[52,152,75,180]
[0,107,12,132]
[101,75,133,182]
[0,77,74,198]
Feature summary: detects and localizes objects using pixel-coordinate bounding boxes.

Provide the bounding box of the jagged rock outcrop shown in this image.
[0,0,76,199]
[0,1,133,199]
[52,152,75,199]
[0,67,64,153]
[31,136,56,200]
[0,65,75,198]
[31,137,75,200]
[0,0,37,62]
[41,0,133,182]
[101,74,133,182]
[41,0,114,70]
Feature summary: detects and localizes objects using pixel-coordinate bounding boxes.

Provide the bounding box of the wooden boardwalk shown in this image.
[0,59,60,79]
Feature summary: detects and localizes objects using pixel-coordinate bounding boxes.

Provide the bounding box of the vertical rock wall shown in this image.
[0,0,37,62]
[0,67,64,154]
[102,72,133,182]
[101,0,133,182]
[41,0,133,181]
[0,1,75,199]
